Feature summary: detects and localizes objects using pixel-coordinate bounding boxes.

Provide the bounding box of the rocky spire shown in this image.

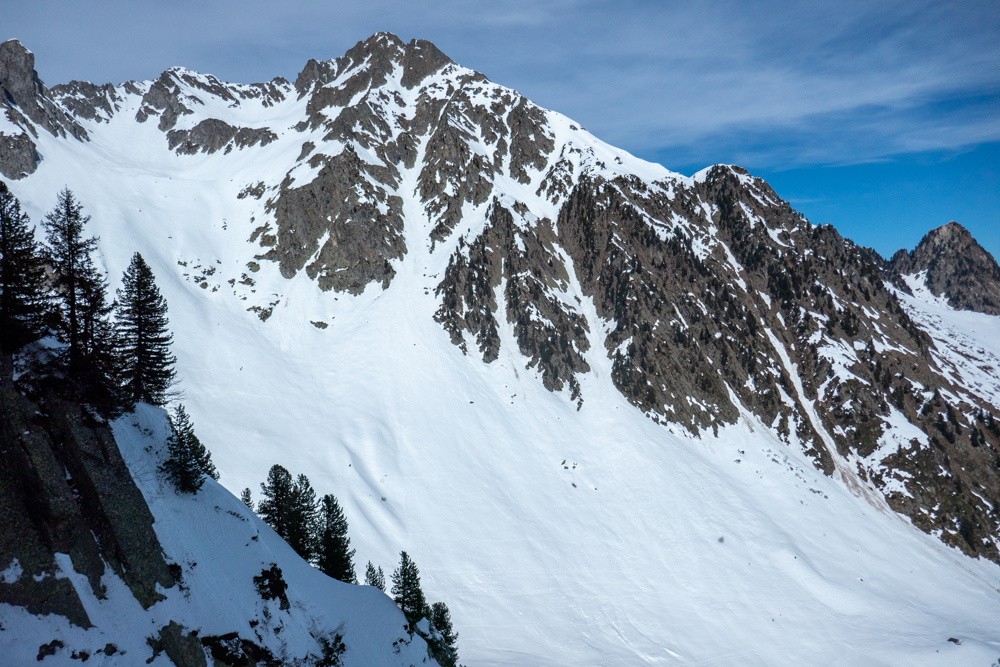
[891,221,1000,315]
[0,39,88,178]
[0,39,86,140]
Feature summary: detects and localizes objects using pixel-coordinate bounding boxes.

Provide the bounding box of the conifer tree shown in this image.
[116,252,175,405]
[365,561,386,591]
[258,467,320,562]
[258,464,295,540]
[42,188,120,410]
[316,494,356,583]
[161,404,218,493]
[0,182,48,378]
[43,188,98,376]
[288,473,319,561]
[391,551,429,628]
[241,487,254,510]
[429,601,459,667]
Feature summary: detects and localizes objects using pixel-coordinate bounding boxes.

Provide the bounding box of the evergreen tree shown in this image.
[258,466,319,562]
[43,188,98,377]
[316,494,356,583]
[258,464,295,541]
[74,266,121,414]
[116,252,175,405]
[161,404,218,493]
[288,473,319,561]
[391,551,429,628]
[365,561,385,591]
[428,601,459,667]
[240,487,254,510]
[0,182,48,376]
[42,189,120,410]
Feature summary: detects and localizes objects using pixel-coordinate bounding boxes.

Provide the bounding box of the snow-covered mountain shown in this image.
[3,33,1000,665]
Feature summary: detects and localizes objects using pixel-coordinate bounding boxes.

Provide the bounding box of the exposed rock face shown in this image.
[50,80,123,123]
[262,147,406,294]
[0,386,175,626]
[0,39,89,178]
[136,68,289,133]
[436,202,591,399]
[167,118,277,155]
[891,221,1000,315]
[0,131,40,179]
[0,39,87,140]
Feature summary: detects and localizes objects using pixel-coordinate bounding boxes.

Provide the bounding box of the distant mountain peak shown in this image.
[891,220,1000,315]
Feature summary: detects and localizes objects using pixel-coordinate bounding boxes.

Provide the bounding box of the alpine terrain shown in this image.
[2,33,1000,665]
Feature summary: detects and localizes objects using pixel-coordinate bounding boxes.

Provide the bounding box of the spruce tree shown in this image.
[0,182,48,377]
[365,561,385,591]
[288,473,319,561]
[74,266,121,414]
[43,188,97,377]
[429,601,459,667]
[241,487,254,510]
[258,467,319,562]
[391,551,429,628]
[116,252,175,405]
[42,189,120,410]
[161,404,218,493]
[258,465,295,541]
[316,494,356,583]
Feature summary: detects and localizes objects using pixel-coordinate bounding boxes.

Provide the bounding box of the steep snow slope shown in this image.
[1,404,436,666]
[4,35,1000,665]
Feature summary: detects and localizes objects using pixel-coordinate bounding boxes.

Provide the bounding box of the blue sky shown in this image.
[6,0,999,258]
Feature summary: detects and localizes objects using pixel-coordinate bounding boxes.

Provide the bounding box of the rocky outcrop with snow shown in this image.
[0,391,438,666]
[891,221,1000,316]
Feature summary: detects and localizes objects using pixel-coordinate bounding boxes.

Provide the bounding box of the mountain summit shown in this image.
[3,34,1000,665]
[891,220,1000,315]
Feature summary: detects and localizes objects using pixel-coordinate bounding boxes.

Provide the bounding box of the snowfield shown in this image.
[4,54,1000,665]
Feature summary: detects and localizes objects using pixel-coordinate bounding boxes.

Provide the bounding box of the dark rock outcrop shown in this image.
[890,221,1000,315]
[0,131,41,179]
[0,39,87,141]
[0,39,89,178]
[50,80,122,123]
[0,385,175,626]
[262,147,405,294]
[167,118,278,155]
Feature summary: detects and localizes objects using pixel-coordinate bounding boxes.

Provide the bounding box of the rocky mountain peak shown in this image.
[891,221,1000,315]
[0,39,42,111]
[0,39,88,179]
[294,32,453,96]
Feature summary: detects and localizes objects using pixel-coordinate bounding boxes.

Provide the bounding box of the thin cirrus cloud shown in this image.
[5,0,999,169]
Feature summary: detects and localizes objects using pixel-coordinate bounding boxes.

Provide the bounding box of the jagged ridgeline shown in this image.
[1,27,999,600]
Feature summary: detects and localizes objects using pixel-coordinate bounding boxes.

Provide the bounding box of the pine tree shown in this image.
[241,487,254,510]
[365,561,385,591]
[161,404,218,493]
[116,252,175,405]
[391,551,429,628]
[316,494,356,583]
[428,601,459,667]
[0,181,48,378]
